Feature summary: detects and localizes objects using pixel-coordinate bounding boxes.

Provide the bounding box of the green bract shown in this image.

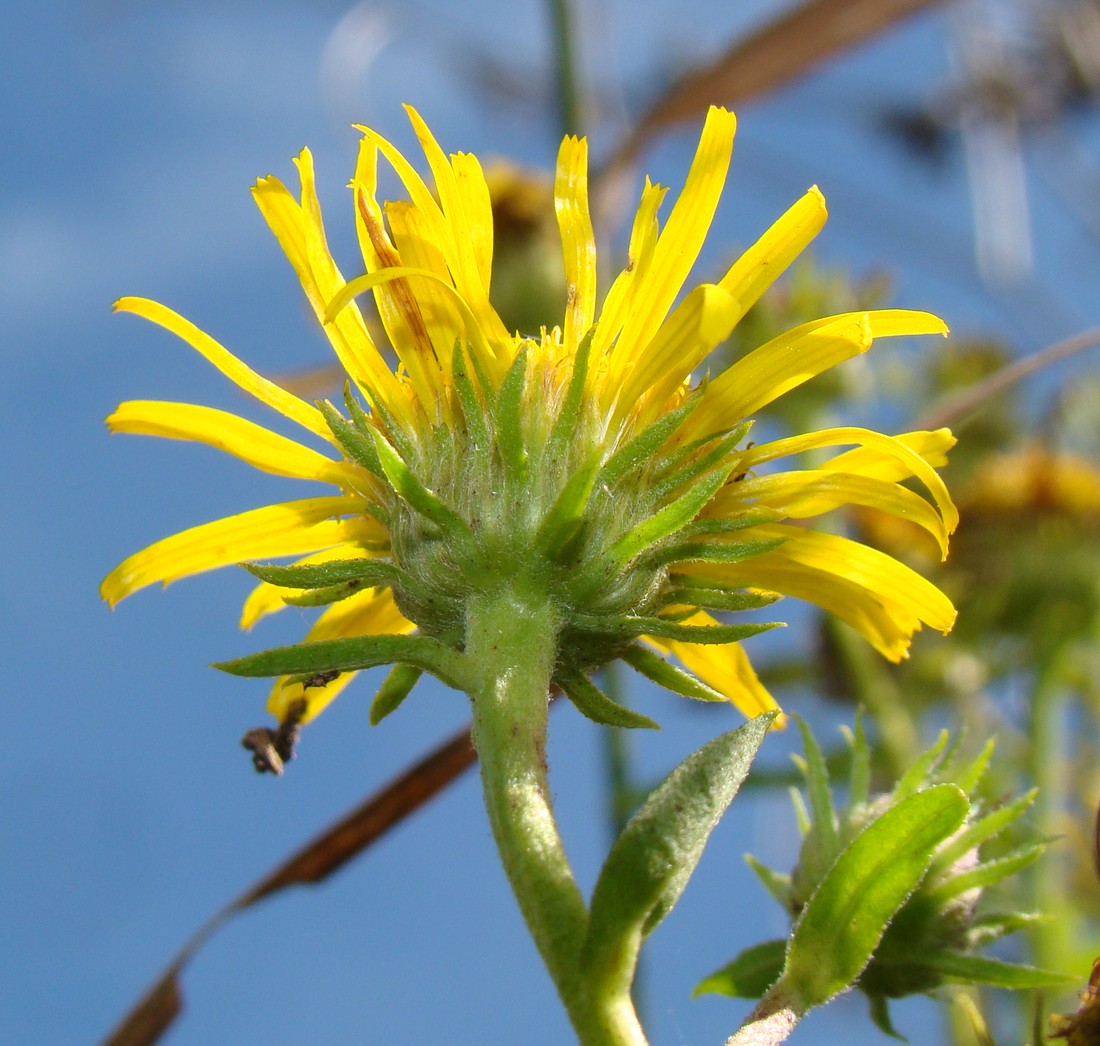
[697,717,1071,1035]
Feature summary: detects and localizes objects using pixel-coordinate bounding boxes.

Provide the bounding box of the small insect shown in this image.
[240,698,308,776]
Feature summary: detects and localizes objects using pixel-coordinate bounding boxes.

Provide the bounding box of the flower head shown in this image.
[102,106,957,738]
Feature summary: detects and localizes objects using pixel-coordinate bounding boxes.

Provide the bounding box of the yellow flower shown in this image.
[102,105,957,731]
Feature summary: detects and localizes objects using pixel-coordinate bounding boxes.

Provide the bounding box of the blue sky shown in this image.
[5,2,1099,1044]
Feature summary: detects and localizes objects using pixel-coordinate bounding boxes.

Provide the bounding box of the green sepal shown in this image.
[694,939,787,999]
[793,715,839,864]
[648,428,744,504]
[927,788,1037,878]
[841,713,872,818]
[318,399,383,477]
[571,613,777,644]
[242,559,403,590]
[544,327,594,465]
[925,841,1047,902]
[867,995,905,1040]
[950,736,995,794]
[619,644,729,703]
[355,382,417,463]
[214,634,470,692]
[556,667,660,730]
[677,510,785,538]
[493,344,529,482]
[900,950,1074,989]
[967,911,1046,947]
[581,714,776,1003]
[782,784,969,1011]
[744,853,793,909]
[450,341,491,449]
[533,448,603,558]
[369,663,423,725]
[892,731,950,804]
[370,428,472,539]
[597,391,703,490]
[652,536,786,568]
[606,465,735,568]
[281,580,375,607]
[659,585,779,615]
[649,421,752,493]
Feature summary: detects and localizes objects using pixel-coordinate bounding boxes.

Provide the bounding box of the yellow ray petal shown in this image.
[452,150,495,291]
[607,107,737,384]
[740,425,958,535]
[713,470,950,557]
[591,178,668,368]
[106,400,360,487]
[101,496,383,606]
[251,154,406,416]
[717,186,827,312]
[266,586,416,722]
[821,428,956,477]
[114,297,332,442]
[614,282,741,426]
[554,134,597,355]
[689,309,948,442]
[694,524,956,659]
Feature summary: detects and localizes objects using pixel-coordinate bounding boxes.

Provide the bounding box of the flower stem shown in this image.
[724,983,803,1046]
[465,579,647,1045]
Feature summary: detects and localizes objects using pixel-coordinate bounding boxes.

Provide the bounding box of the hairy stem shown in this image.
[725,984,803,1046]
[465,579,647,1045]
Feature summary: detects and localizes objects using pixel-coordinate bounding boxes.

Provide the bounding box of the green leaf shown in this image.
[556,668,660,730]
[215,634,470,692]
[694,939,787,999]
[243,559,402,590]
[914,950,1074,989]
[581,714,775,1001]
[369,663,422,725]
[782,784,969,1010]
[620,645,728,702]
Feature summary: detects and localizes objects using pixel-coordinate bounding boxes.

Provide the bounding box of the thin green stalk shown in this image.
[547,0,585,137]
[465,579,647,1045]
[1028,651,1073,979]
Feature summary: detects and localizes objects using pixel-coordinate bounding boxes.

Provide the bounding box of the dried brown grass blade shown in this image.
[100,725,477,1046]
[916,326,1100,430]
[602,0,947,176]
